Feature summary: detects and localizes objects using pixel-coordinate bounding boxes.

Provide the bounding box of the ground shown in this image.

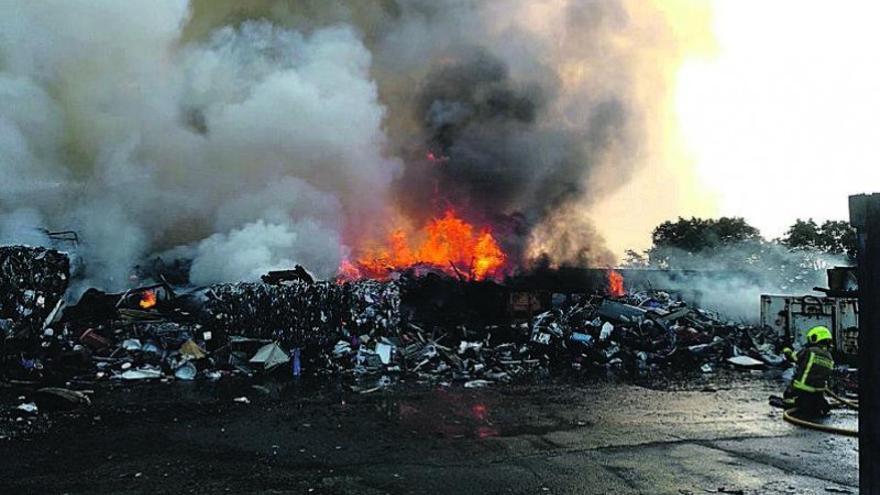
[0,373,858,495]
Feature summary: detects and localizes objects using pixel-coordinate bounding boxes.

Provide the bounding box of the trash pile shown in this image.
[1,246,790,389]
[2,274,403,384]
[199,279,399,348]
[324,289,785,390]
[0,246,69,342]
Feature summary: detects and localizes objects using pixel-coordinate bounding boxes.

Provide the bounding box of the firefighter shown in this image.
[781,326,835,416]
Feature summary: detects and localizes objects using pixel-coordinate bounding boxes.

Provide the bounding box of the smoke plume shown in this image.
[0,0,694,288]
[627,243,849,322]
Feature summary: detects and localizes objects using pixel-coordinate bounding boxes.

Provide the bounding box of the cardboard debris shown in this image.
[179,339,206,360]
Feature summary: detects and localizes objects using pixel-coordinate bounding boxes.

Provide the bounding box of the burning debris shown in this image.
[1,246,794,393]
[607,269,625,298]
[138,290,157,310]
[343,209,507,282]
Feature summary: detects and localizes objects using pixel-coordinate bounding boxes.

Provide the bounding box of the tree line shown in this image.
[624,217,855,287]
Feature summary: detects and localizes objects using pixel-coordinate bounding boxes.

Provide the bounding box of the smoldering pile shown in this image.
[2,248,787,392]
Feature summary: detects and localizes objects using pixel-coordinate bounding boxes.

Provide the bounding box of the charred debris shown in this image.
[2,246,788,393]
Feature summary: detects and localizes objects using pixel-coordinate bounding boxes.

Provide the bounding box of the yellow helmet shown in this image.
[806,326,832,344]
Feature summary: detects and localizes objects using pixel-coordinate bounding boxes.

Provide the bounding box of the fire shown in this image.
[139,289,157,309]
[337,259,363,282]
[607,269,625,297]
[344,209,506,281]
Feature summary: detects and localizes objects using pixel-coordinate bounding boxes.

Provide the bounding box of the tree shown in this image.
[647,217,763,269]
[781,218,856,260]
[623,249,648,267]
[780,219,820,250]
[651,217,761,252]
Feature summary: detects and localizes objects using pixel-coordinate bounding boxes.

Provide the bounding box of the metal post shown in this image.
[850,193,880,493]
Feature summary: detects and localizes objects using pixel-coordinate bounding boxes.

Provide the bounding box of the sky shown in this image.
[594,0,880,257]
[677,0,880,238]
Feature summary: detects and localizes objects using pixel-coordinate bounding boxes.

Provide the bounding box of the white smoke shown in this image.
[628,243,849,322]
[0,1,399,289]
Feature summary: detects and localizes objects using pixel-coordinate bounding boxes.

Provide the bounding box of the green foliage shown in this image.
[645,217,763,269]
[781,219,856,260]
[651,217,761,252]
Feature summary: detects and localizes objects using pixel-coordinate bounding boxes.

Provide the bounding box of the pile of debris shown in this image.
[1,246,789,389]
[2,275,403,383]
[199,279,400,348]
[0,246,69,342]
[323,289,784,390]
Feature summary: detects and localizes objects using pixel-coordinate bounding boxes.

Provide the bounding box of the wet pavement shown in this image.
[0,374,858,494]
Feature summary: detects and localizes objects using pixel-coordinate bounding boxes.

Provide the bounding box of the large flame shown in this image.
[343,209,506,281]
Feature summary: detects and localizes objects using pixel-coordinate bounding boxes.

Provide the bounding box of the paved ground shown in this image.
[0,374,858,494]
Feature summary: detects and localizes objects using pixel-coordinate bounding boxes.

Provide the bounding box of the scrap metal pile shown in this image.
[0,246,69,343]
[325,288,784,390]
[1,247,787,388]
[200,279,400,348]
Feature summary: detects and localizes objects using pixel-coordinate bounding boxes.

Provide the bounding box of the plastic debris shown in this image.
[376,342,393,365]
[120,367,163,380]
[464,379,493,388]
[174,361,198,380]
[727,356,765,368]
[121,339,142,351]
[291,347,302,376]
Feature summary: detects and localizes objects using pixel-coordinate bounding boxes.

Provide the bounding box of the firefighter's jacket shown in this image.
[791,344,834,393]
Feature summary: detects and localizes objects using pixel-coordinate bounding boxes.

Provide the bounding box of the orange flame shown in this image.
[345,209,506,281]
[607,270,625,297]
[337,259,363,282]
[139,289,157,309]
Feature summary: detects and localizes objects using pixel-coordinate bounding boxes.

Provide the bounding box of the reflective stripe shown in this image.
[794,352,818,392]
[793,351,833,393]
[792,380,819,392]
[813,355,834,369]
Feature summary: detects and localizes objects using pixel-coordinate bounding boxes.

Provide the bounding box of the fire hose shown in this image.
[782,389,858,437]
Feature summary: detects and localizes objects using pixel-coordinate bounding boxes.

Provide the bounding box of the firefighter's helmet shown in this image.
[806,325,833,344]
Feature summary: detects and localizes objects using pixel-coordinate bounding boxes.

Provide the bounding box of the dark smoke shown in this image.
[393,46,628,265]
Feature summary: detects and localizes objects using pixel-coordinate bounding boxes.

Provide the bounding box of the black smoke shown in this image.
[395,47,627,264]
